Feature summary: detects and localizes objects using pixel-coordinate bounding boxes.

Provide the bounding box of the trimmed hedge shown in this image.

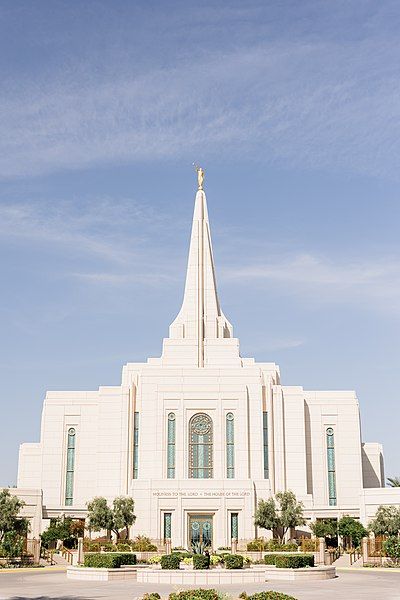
[161,554,180,569]
[240,592,298,600]
[193,554,209,570]
[169,590,219,600]
[118,553,137,565]
[83,552,137,568]
[275,554,314,569]
[224,554,244,569]
[84,553,122,568]
[264,554,278,565]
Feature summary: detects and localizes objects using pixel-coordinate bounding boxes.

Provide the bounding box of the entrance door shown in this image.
[188,514,213,548]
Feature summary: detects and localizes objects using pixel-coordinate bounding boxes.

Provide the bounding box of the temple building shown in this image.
[14,172,398,546]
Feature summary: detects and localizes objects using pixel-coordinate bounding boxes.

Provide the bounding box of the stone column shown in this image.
[165,538,171,555]
[362,537,369,565]
[77,537,84,565]
[32,538,40,565]
[231,538,237,554]
[318,537,326,565]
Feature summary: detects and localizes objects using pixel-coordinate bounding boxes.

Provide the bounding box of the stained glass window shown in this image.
[326,427,337,506]
[163,512,172,541]
[231,512,238,540]
[263,412,269,479]
[189,413,213,478]
[133,412,139,479]
[167,413,176,478]
[226,412,235,478]
[65,428,76,506]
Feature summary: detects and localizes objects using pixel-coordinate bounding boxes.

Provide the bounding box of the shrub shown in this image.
[161,554,180,569]
[247,539,267,551]
[265,540,298,552]
[84,553,122,568]
[149,554,162,564]
[173,551,193,560]
[384,537,400,564]
[224,554,244,569]
[131,535,158,552]
[264,553,277,565]
[116,542,132,552]
[210,554,222,565]
[142,594,161,600]
[193,554,209,569]
[169,590,219,600]
[240,592,298,600]
[117,553,137,565]
[275,554,314,569]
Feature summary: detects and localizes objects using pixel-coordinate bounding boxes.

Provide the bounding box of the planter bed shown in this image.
[67,566,137,581]
[264,565,336,581]
[137,567,265,585]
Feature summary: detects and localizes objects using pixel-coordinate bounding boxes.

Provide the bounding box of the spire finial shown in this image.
[192,163,205,190]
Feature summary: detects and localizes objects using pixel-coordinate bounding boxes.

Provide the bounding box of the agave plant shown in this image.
[387,476,400,488]
[191,541,210,554]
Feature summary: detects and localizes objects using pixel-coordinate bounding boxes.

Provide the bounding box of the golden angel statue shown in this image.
[193,164,205,190]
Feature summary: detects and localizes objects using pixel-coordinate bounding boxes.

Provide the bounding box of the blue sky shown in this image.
[1,0,399,485]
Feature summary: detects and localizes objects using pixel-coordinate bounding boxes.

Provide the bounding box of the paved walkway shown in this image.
[1,569,400,600]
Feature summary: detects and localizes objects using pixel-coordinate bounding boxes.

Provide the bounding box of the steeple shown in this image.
[165,170,236,367]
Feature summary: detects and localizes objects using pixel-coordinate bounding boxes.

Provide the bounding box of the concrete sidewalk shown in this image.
[0,568,400,600]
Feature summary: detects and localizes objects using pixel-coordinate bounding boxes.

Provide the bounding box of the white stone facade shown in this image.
[15,182,399,543]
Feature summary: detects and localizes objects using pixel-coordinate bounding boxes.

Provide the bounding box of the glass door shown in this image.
[188,514,213,548]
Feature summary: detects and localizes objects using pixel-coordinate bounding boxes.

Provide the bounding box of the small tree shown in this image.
[40,517,84,549]
[87,497,114,536]
[112,497,136,540]
[87,496,136,540]
[0,489,25,542]
[310,519,337,539]
[337,516,367,549]
[254,491,305,543]
[369,505,400,537]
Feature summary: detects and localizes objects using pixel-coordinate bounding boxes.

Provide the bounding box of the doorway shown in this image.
[188,514,213,548]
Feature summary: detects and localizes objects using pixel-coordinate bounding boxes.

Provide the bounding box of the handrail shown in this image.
[41,548,55,565]
[60,546,74,565]
[349,548,361,565]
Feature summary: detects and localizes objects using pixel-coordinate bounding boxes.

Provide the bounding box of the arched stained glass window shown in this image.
[326,427,337,506]
[65,428,76,506]
[167,413,176,478]
[226,412,235,478]
[189,413,213,478]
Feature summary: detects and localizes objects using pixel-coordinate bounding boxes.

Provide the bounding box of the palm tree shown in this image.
[387,476,400,487]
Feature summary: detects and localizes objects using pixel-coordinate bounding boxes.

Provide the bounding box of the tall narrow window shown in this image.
[263,412,269,479]
[65,428,76,506]
[226,412,235,478]
[189,413,213,478]
[133,412,139,479]
[167,413,176,478]
[326,427,337,506]
[231,512,239,540]
[163,512,172,541]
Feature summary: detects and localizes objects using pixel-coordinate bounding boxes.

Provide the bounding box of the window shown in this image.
[133,412,139,479]
[326,427,337,506]
[189,413,213,478]
[230,512,239,540]
[226,412,235,478]
[167,413,176,478]
[263,412,269,479]
[163,512,172,541]
[65,428,76,506]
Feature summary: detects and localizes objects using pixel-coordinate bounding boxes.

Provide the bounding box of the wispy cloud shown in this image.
[1,5,400,180]
[223,252,400,314]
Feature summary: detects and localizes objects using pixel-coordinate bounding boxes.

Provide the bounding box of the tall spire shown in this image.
[168,170,233,367]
